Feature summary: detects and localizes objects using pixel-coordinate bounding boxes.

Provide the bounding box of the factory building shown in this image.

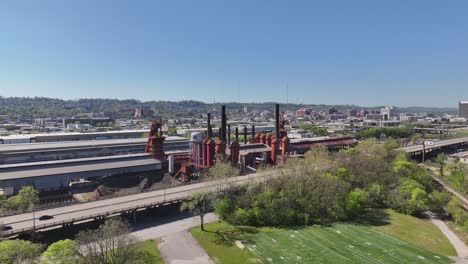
[0,136,189,165]
[0,154,163,195]
[0,130,150,144]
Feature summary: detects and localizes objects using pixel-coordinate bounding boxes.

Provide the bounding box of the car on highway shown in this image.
[1,225,12,231]
[38,215,54,221]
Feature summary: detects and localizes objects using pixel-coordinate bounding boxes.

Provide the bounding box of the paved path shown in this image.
[158,231,214,264]
[131,213,218,241]
[426,212,468,263]
[130,213,218,264]
[420,164,468,210]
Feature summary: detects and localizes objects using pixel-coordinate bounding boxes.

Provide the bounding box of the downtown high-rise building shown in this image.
[459,101,468,118]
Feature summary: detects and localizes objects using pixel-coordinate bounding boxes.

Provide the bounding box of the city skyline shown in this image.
[1,1,467,107]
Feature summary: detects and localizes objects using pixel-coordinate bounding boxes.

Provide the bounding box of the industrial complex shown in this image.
[0,103,357,209]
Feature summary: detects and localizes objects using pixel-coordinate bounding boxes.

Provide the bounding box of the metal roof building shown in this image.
[0,136,189,165]
[0,153,163,195]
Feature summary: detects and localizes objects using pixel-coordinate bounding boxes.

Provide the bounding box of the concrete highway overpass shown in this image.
[0,171,274,237]
[399,137,468,157]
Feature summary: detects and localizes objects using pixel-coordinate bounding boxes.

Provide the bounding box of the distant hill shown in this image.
[0,96,457,119]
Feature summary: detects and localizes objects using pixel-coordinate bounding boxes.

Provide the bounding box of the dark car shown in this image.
[1,225,12,231]
[38,215,54,221]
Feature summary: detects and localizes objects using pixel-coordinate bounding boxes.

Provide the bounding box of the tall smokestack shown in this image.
[243,126,247,144]
[275,103,280,140]
[235,127,239,142]
[207,113,211,138]
[252,125,255,138]
[221,105,227,142]
[227,124,231,145]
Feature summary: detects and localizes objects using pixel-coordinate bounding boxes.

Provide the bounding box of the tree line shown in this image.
[0,218,157,264]
[355,127,413,140]
[182,139,466,233]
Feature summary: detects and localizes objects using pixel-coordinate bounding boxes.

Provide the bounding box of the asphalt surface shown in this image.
[399,137,468,153]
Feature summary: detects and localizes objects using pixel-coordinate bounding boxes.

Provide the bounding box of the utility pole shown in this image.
[422,132,426,163]
[32,205,36,231]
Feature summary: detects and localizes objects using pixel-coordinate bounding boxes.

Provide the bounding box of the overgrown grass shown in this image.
[191,223,261,264]
[134,239,164,264]
[374,210,457,257]
[192,210,455,263]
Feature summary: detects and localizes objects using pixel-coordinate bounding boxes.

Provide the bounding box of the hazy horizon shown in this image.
[1,1,467,107]
[0,95,461,109]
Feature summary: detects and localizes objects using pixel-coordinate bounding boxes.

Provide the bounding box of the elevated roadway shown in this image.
[399,137,468,156]
[0,171,275,237]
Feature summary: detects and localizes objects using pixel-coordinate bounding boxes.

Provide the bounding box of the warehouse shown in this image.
[0,153,163,195]
[0,136,189,164]
[0,129,150,144]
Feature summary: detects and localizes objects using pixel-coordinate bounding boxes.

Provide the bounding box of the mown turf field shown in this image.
[246,224,451,264]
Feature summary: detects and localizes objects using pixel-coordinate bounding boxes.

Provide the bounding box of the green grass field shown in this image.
[135,239,165,264]
[192,210,454,264]
[247,224,451,264]
[374,210,456,256]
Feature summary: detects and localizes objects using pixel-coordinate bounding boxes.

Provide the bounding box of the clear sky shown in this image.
[0,0,467,107]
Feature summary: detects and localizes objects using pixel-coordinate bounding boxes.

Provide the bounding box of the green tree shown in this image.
[298,123,329,136]
[214,198,235,221]
[5,186,39,212]
[435,153,448,177]
[76,218,139,264]
[0,239,42,264]
[168,127,178,135]
[206,158,240,180]
[180,192,213,231]
[41,239,80,264]
[346,188,368,218]
[426,191,451,213]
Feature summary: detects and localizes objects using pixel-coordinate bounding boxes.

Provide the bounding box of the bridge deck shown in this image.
[0,171,273,236]
[399,137,468,153]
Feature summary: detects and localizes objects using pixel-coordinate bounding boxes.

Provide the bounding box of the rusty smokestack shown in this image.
[221,105,226,142]
[207,113,211,138]
[235,127,239,142]
[275,103,280,140]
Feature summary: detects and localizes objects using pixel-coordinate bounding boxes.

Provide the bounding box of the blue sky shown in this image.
[0,0,467,107]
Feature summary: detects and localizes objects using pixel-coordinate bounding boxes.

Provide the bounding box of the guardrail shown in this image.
[1,171,276,237]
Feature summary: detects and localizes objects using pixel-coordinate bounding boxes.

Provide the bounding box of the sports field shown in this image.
[245,224,451,264]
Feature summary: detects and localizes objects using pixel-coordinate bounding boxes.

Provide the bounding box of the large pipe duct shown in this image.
[221,105,227,142]
[275,103,280,140]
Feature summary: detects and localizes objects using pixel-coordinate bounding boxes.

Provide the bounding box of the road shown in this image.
[399,137,468,153]
[0,171,274,236]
